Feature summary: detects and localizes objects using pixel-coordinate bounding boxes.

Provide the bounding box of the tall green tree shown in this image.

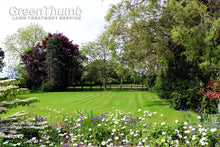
[3,23,46,78]
[114,62,129,90]
[45,37,66,91]
[82,60,118,88]
[104,0,220,110]
[105,0,219,69]
[82,60,101,85]
[81,36,112,90]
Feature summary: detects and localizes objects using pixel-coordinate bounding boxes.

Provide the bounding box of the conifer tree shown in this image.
[45,36,67,91]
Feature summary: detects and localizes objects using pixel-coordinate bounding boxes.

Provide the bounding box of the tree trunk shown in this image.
[120,79,122,90]
[90,84,92,90]
[81,85,83,91]
[103,79,106,91]
[131,83,132,89]
[100,85,102,90]
[110,84,111,90]
[142,82,144,90]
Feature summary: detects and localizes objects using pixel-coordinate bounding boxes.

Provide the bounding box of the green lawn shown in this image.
[1,91,196,123]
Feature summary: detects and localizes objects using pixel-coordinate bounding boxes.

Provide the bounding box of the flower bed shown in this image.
[1,109,219,146]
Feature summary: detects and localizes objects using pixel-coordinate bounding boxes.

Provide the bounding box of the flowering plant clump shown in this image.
[199,78,220,102]
[0,79,37,115]
[198,78,220,113]
[0,113,49,146]
[0,79,40,146]
[1,108,219,146]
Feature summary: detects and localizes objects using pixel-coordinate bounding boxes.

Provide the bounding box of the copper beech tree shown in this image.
[21,33,84,91]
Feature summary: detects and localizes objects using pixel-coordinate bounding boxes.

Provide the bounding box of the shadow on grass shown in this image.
[143,101,168,107]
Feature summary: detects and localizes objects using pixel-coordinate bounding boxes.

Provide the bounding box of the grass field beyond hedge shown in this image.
[2,91,196,123]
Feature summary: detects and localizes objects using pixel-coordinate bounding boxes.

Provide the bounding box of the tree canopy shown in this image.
[3,23,47,76]
[81,35,113,90]
[103,0,220,111]
[21,33,83,91]
[105,0,220,69]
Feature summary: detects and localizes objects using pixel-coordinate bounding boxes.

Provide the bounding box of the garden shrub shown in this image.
[154,69,173,100]
[199,78,220,114]
[145,71,157,91]
[40,82,52,92]
[153,43,220,112]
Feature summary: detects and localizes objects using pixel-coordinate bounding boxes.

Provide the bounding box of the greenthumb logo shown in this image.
[9,6,82,20]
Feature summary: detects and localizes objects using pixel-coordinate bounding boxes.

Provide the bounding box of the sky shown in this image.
[0,0,119,77]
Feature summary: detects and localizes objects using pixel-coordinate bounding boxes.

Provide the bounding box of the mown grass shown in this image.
[1,91,197,123]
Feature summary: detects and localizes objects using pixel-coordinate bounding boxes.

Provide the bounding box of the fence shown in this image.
[68,84,147,91]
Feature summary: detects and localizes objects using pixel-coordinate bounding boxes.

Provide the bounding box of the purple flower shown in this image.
[119,141,122,145]
[180,109,188,112]
[91,116,98,120]
[195,106,200,112]
[31,105,36,108]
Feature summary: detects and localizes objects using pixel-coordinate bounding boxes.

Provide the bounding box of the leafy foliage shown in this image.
[199,78,220,113]
[104,0,220,112]
[21,33,83,91]
[45,36,67,91]
[3,23,46,77]
[21,43,46,89]
[81,39,112,90]
[0,79,37,115]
